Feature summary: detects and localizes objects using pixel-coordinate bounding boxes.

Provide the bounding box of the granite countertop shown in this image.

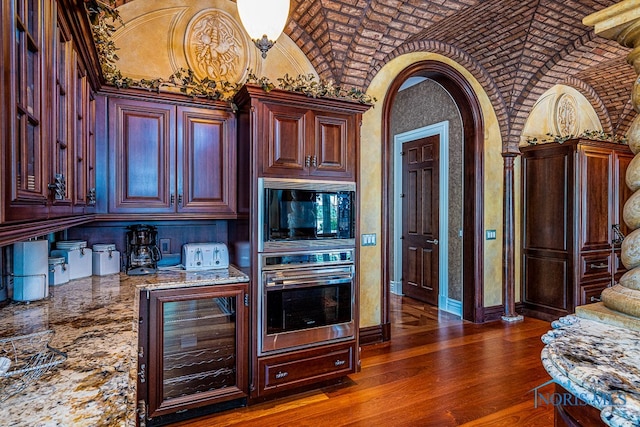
[0,266,249,427]
[541,315,640,427]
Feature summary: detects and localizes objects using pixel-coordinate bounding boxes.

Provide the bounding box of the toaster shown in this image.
[182,243,229,270]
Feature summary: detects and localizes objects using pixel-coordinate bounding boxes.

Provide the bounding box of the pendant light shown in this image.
[236,0,290,58]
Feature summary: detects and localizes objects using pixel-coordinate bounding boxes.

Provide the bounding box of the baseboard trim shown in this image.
[359,323,391,346]
[482,305,505,322]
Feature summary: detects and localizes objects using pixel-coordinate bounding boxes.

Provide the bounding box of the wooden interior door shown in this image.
[402,135,440,305]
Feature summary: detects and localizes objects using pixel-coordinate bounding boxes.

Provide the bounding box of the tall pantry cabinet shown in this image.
[520,139,633,321]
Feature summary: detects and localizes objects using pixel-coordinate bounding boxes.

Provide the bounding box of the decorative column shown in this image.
[584,1,640,318]
[502,152,523,322]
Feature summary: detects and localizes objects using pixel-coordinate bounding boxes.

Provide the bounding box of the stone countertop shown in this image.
[0,266,249,427]
[541,315,640,427]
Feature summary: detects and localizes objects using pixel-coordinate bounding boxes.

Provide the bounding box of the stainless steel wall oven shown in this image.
[258,249,355,355]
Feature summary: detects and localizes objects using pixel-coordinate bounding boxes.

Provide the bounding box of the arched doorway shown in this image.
[381,60,485,328]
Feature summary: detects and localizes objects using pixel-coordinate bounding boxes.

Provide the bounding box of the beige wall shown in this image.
[521,85,602,145]
[114,0,316,84]
[361,53,505,327]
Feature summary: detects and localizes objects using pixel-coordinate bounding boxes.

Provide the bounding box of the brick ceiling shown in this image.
[114,0,637,146]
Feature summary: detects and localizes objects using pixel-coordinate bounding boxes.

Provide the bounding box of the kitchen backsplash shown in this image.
[65,220,229,261]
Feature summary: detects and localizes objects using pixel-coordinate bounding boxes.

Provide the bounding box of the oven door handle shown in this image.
[264,267,352,282]
[263,266,353,275]
[265,275,352,289]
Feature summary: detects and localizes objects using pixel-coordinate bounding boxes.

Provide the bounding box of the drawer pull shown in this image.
[590,296,602,302]
[138,363,146,384]
[589,263,608,269]
[275,371,288,379]
[334,359,346,367]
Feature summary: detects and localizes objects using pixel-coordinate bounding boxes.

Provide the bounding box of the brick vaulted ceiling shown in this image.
[114,0,637,147]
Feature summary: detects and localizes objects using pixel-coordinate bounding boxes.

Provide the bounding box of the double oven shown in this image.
[257,178,356,356]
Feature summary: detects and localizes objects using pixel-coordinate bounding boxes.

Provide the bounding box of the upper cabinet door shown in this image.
[108,98,176,213]
[260,103,308,177]
[310,112,354,179]
[49,16,74,216]
[177,106,236,215]
[72,60,92,212]
[256,99,360,180]
[4,0,50,222]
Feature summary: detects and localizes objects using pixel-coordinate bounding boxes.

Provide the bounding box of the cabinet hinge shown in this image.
[244,294,249,306]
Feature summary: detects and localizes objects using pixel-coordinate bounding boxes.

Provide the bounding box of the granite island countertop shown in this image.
[0,266,249,427]
[541,315,640,427]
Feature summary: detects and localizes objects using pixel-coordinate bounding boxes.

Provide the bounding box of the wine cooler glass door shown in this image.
[145,284,248,420]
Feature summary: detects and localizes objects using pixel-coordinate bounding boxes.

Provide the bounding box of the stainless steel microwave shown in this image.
[258,178,356,251]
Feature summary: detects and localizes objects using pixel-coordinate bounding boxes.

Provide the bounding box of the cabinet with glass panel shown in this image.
[137,283,249,425]
[0,0,98,224]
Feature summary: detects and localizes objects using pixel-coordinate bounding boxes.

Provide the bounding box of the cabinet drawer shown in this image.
[579,252,611,282]
[258,342,355,396]
[579,281,610,306]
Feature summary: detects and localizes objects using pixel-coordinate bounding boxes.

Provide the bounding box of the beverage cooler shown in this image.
[137,283,248,426]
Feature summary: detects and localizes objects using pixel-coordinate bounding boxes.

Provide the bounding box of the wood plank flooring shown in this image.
[174,295,556,426]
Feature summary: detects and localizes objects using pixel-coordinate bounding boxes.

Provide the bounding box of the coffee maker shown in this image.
[126,224,161,275]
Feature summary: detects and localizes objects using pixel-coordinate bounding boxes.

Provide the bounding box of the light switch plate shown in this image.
[486,230,497,240]
[361,233,377,246]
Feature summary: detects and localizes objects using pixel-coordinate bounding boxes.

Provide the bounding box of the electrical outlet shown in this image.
[160,238,171,254]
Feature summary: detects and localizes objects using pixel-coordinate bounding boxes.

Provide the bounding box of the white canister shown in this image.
[51,240,92,280]
[13,274,48,301]
[92,244,120,276]
[13,240,48,276]
[48,257,69,286]
[12,240,49,302]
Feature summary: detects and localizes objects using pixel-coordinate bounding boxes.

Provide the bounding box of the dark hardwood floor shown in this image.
[174,295,556,426]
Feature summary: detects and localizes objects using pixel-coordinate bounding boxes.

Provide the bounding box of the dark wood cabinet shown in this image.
[177,106,236,214]
[71,64,97,213]
[137,283,249,425]
[108,98,176,214]
[257,341,356,397]
[3,0,50,221]
[310,112,354,178]
[236,85,363,180]
[106,95,236,217]
[1,0,98,225]
[234,84,370,401]
[553,384,605,426]
[520,139,633,320]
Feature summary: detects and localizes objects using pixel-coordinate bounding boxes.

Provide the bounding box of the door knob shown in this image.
[426,239,439,245]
